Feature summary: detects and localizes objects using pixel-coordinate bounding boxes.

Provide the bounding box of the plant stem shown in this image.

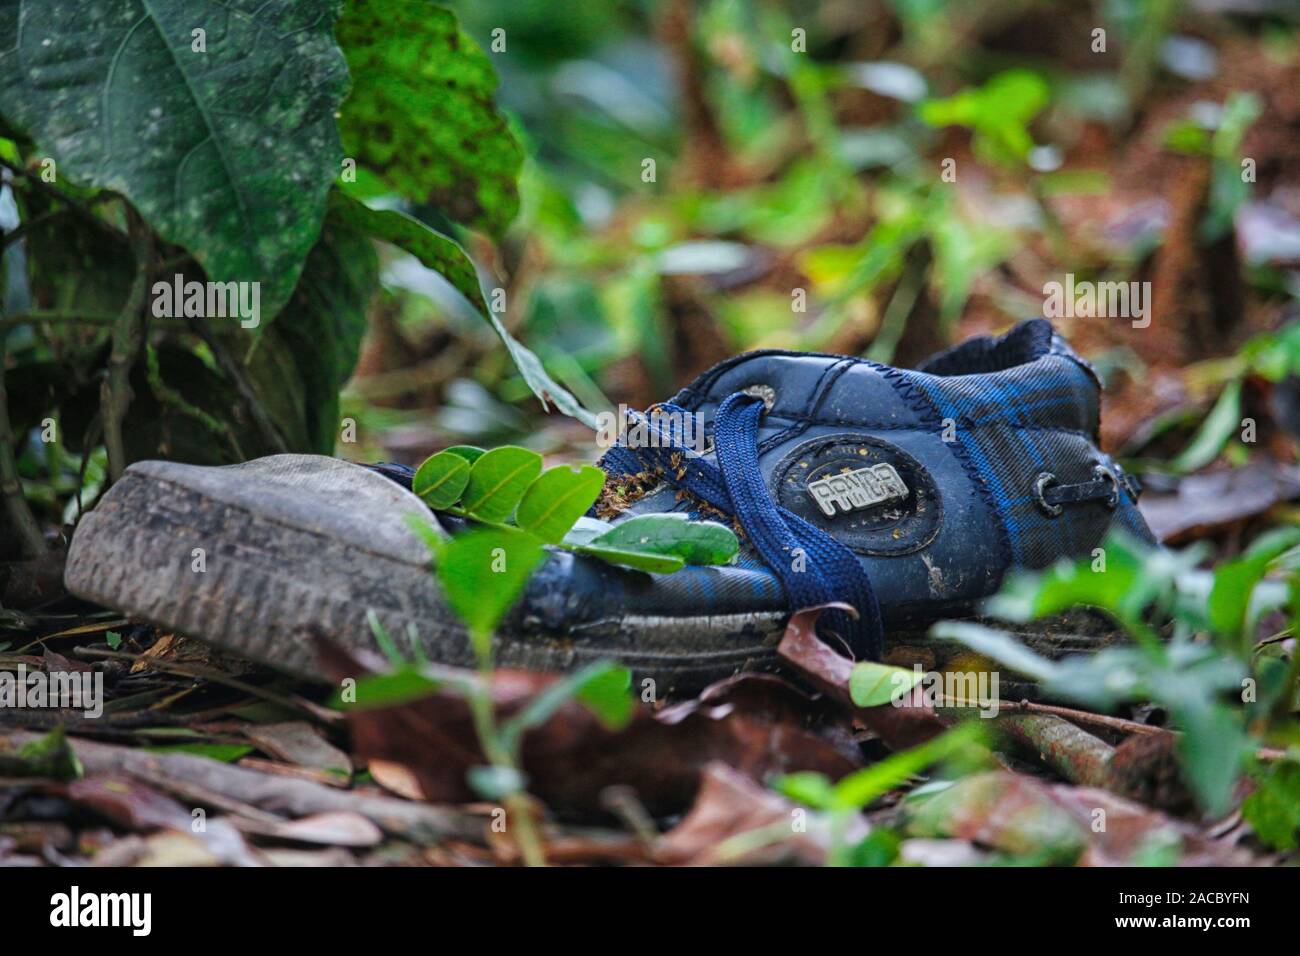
[467,631,547,867]
[100,212,152,483]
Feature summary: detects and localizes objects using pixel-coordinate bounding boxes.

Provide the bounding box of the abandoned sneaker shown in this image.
[64,319,1153,694]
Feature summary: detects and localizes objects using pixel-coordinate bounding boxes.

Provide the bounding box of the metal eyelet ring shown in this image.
[1034,472,1063,517]
[741,384,777,411]
[1092,463,1120,509]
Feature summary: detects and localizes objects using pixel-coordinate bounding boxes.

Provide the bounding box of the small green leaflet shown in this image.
[461,446,544,522]
[849,661,925,708]
[412,451,472,509]
[516,465,606,544]
[587,513,738,565]
[436,528,546,643]
[443,445,486,463]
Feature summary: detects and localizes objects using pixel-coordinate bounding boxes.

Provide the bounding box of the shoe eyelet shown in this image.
[742,384,776,411]
[1034,472,1063,517]
[1093,463,1120,509]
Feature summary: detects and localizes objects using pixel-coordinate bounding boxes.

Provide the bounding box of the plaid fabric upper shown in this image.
[902,320,1153,567]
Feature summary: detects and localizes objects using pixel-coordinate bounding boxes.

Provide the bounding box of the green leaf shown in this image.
[335,0,523,237]
[0,0,350,316]
[500,662,633,751]
[412,451,472,510]
[918,70,1049,166]
[1242,761,1300,851]
[829,722,984,812]
[1170,380,1242,474]
[435,527,546,641]
[574,543,686,574]
[772,771,838,810]
[982,531,1201,630]
[773,723,983,814]
[844,829,902,868]
[574,665,636,729]
[929,621,1059,682]
[1203,92,1263,243]
[146,742,255,762]
[329,192,597,427]
[331,667,446,711]
[329,191,488,312]
[562,516,614,547]
[587,513,739,565]
[105,630,122,650]
[1170,696,1251,817]
[849,660,926,708]
[443,445,486,464]
[1208,528,1300,645]
[515,464,606,544]
[243,207,379,452]
[0,726,83,780]
[1208,558,1267,645]
[461,446,543,522]
[1244,323,1300,382]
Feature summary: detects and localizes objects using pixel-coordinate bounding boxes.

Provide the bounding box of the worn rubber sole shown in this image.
[64,455,1119,698]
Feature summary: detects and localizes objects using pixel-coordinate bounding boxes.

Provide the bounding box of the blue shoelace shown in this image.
[602,392,884,661]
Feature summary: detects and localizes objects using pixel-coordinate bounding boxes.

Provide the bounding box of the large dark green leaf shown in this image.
[0,0,349,315]
[243,208,379,453]
[331,192,597,427]
[335,0,523,237]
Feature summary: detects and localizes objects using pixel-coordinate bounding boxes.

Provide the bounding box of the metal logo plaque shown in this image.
[807,463,909,518]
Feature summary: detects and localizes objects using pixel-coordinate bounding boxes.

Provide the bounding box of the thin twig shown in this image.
[74,645,330,722]
[990,698,1167,737]
[100,211,152,483]
[1,208,63,248]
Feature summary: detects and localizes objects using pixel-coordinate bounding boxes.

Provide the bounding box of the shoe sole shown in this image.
[64,457,1120,699]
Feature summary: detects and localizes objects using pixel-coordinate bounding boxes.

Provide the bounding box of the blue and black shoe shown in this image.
[65,319,1154,693]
